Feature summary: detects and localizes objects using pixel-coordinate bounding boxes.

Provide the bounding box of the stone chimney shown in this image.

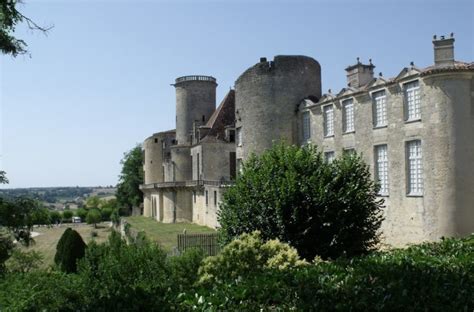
[345,58,375,88]
[432,34,455,66]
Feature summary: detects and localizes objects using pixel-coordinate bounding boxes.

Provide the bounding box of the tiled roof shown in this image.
[421,61,474,75]
[201,90,235,141]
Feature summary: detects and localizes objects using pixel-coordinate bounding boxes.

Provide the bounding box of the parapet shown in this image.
[174,75,217,85]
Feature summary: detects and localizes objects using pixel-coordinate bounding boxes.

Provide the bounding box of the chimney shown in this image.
[432,34,455,66]
[345,58,375,88]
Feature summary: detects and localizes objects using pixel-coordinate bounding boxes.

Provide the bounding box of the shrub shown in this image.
[86,209,101,228]
[0,236,14,275]
[199,231,306,286]
[6,249,43,273]
[218,143,384,260]
[100,207,113,221]
[54,228,87,273]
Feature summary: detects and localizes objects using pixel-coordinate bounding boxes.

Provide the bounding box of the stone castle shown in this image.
[140,35,474,245]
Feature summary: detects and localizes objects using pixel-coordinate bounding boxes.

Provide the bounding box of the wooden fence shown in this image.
[177,233,220,256]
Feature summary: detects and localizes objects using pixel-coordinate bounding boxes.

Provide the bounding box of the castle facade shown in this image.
[140,35,473,245]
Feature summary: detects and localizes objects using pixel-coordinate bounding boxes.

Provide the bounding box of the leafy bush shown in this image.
[100,207,113,221]
[219,143,384,260]
[0,236,14,275]
[6,249,43,273]
[54,228,87,273]
[199,231,306,286]
[182,235,474,311]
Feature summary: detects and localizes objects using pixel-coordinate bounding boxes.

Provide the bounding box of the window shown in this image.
[343,148,355,157]
[373,90,387,127]
[324,151,335,163]
[302,111,311,142]
[407,140,423,195]
[236,127,242,146]
[154,138,158,143]
[196,153,200,180]
[205,190,209,206]
[342,99,354,133]
[214,191,217,206]
[374,145,389,195]
[323,105,334,137]
[193,191,196,203]
[404,80,421,121]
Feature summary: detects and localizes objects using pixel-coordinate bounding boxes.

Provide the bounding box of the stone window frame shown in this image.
[236,127,243,147]
[370,88,388,129]
[341,98,355,134]
[374,144,389,196]
[402,79,422,123]
[323,104,335,138]
[205,190,209,206]
[214,190,217,207]
[405,139,424,197]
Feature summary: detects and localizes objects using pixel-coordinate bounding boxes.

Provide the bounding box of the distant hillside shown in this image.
[0,186,116,210]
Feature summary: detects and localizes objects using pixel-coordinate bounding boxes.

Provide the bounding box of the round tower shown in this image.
[143,130,175,184]
[235,55,322,161]
[174,75,217,146]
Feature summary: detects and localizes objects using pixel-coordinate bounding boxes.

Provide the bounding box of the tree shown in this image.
[0,171,8,184]
[218,143,384,260]
[54,228,86,273]
[49,210,61,224]
[0,0,52,56]
[0,196,41,246]
[75,208,87,220]
[31,207,51,225]
[85,196,101,210]
[116,145,144,215]
[62,210,73,222]
[86,209,101,228]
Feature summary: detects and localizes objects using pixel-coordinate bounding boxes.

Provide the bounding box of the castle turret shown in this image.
[235,55,321,161]
[173,75,217,146]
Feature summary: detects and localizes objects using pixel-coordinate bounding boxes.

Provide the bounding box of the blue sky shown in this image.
[1,0,472,188]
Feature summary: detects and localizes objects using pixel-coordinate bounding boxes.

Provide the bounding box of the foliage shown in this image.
[0,196,42,246]
[49,210,61,224]
[86,208,101,228]
[0,0,51,56]
[31,207,51,225]
[6,249,43,273]
[116,145,144,215]
[199,231,306,286]
[110,208,120,226]
[77,230,178,311]
[0,236,14,275]
[62,209,73,221]
[100,207,113,221]
[0,171,8,184]
[54,228,87,273]
[85,195,101,210]
[218,143,384,260]
[182,235,474,311]
[75,208,87,220]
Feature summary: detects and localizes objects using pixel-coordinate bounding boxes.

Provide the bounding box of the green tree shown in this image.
[86,209,101,228]
[218,143,384,260]
[62,209,73,222]
[49,210,61,224]
[116,145,144,215]
[0,171,8,184]
[85,196,101,210]
[75,208,87,220]
[0,196,41,246]
[0,0,52,56]
[54,228,86,273]
[31,207,51,225]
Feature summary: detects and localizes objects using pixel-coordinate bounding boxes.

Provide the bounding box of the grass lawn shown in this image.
[19,222,111,268]
[124,216,216,251]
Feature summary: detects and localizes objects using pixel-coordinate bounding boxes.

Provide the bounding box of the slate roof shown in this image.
[200,90,235,142]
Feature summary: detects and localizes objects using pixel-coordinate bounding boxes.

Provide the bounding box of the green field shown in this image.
[124,216,216,251]
[19,223,111,268]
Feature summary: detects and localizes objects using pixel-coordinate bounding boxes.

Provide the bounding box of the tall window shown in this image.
[343,148,355,157]
[373,90,387,127]
[323,105,334,137]
[375,145,389,195]
[324,151,335,163]
[407,140,423,195]
[404,80,421,121]
[342,99,354,133]
[205,190,209,206]
[302,111,311,142]
[236,127,242,146]
[214,191,217,206]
